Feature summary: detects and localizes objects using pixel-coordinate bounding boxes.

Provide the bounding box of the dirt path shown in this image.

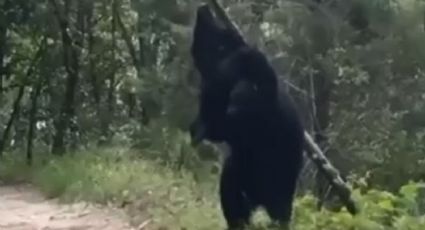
[0,184,136,230]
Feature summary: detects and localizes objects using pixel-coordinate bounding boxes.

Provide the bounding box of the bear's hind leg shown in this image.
[263,180,298,230]
[220,157,252,229]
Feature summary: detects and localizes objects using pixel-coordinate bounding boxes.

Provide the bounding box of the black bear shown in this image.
[190,5,305,229]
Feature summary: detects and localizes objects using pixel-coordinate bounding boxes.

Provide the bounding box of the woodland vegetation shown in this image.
[0,0,425,229]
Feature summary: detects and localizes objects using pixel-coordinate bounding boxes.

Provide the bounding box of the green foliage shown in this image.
[294,182,425,229]
[1,148,425,229]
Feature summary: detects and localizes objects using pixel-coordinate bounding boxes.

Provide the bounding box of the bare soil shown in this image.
[0,184,136,230]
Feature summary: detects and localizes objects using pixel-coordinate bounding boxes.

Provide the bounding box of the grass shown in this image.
[0,147,227,229]
[1,146,424,230]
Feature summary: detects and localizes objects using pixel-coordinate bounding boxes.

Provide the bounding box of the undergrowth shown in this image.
[1,147,424,229]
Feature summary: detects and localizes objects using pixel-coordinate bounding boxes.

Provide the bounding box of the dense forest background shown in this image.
[1,0,425,229]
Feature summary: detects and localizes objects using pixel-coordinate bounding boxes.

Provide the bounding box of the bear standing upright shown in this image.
[190,5,305,229]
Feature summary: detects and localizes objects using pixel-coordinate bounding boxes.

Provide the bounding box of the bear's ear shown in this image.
[191,5,220,80]
[191,5,222,56]
[194,5,218,30]
[191,5,246,79]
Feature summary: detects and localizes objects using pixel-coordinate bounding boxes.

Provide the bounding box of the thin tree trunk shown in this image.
[86,1,100,105]
[0,40,45,157]
[114,3,139,74]
[311,70,335,211]
[0,86,25,157]
[26,70,45,166]
[136,5,146,70]
[114,2,143,119]
[49,0,81,155]
[136,7,151,125]
[67,0,87,151]
[99,0,117,145]
[0,0,11,95]
[0,20,5,95]
[108,0,117,120]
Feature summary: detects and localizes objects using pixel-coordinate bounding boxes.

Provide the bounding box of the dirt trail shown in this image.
[0,184,135,230]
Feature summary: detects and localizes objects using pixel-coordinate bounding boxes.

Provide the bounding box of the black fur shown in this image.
[190,5,305,229]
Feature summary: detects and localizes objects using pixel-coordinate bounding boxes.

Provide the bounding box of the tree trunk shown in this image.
[0,0,11,95]
[0,39,45,157]
[86,1,100,105]
[114,1,149,122]
[114,2,139,119]
[49,0,81,155]
[99,0,117,145]
[310,69,335,211]
[0,86,25,157]
[26,71,45,165]
[114,2,139,74]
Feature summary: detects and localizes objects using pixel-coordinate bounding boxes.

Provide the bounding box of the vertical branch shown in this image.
[113,1,138,118]
[109,0,117,116]
[113,1,150,122]
[310,67,337,211]
[86,1,100,105]
[0,87,25,157]
[49,0,81,155]
[113,2,140,73]
[136,5,146,69]
[26,37,48,166]
[99,0,118,144]
[0,0,12,95]
[26,78,43,166]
